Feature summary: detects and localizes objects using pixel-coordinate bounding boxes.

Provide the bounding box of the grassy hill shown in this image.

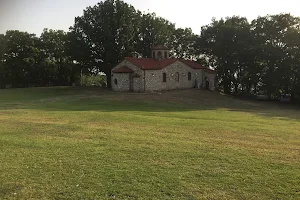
[0,87,299,199]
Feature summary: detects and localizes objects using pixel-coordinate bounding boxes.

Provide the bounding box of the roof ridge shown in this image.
[122,57,216,73]
[113,65,134,73]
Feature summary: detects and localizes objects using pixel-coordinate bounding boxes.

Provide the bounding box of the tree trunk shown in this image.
[234,83,239,95]
[291,92,295,102]
[106,70,112,88]
[223,78,231,94]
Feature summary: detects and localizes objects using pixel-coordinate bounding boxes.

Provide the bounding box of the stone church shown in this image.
[111,45,216,92]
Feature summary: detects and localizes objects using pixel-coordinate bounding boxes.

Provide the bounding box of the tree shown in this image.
[251,14,300,98]
[196,16,253,94]
[40,29,77,86]
[2,30,42,88]
[196,13,300,98]
[282,20,300,98]
[136,13,175,57]
[70,0,180,88]
[70,0,141,88]
[171,28,196,59]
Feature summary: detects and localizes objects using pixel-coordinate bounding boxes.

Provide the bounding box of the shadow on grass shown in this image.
[1,86,300,121]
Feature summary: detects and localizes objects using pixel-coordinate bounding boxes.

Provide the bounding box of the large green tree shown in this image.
[284,25,300,97]
[136,13,175,57]
[70,0,141,87]
[171,28,196,59]
[70,0,179,87]
[2,30,43,88]
[196,13,300,99]
[251,14,300,97]
[196,16,253,94]
[0,29,78,88]
[40,29,78,86]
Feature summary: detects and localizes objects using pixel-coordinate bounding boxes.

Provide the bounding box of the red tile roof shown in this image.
[125,57,158,70]
[112,65,134,73]
[180,60,217,74]
[123,57,216,74]
[152,45,170,50]
[180,60,206,69]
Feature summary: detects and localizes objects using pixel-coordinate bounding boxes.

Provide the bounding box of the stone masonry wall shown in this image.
[152,50,170,59]
[111,60,144,92]
[144,61,203,92]
[204,72,216,90]
[112,59,215,92]
[111,73,130,92]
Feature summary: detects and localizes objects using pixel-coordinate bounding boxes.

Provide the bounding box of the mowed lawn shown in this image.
[0,87,299,200]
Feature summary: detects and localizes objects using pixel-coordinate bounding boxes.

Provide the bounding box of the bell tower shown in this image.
[151,45,170,60]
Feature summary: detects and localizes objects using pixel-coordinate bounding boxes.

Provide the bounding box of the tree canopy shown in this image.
[196,14,300,98]
[1,0,300,101]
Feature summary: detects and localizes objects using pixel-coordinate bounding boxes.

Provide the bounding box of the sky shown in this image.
[0,0,299,36]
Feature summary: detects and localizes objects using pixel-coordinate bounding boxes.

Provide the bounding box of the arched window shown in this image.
[164,51,167,58]
[157,51,162,58]
[163,73,167,82]
[188,72,191,81]
[152,51,155,59]
[114,78,118,85]
[175,72,179,82]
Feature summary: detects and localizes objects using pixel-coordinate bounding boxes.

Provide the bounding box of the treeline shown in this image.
[0,0,195,89]
[0,29,79,88]
[196,14,300,99]
[1,0,300,99]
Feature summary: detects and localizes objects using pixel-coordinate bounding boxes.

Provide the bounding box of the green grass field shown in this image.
[0,87,299,200]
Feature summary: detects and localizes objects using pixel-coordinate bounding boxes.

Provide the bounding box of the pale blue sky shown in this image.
[0,0,299,36]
